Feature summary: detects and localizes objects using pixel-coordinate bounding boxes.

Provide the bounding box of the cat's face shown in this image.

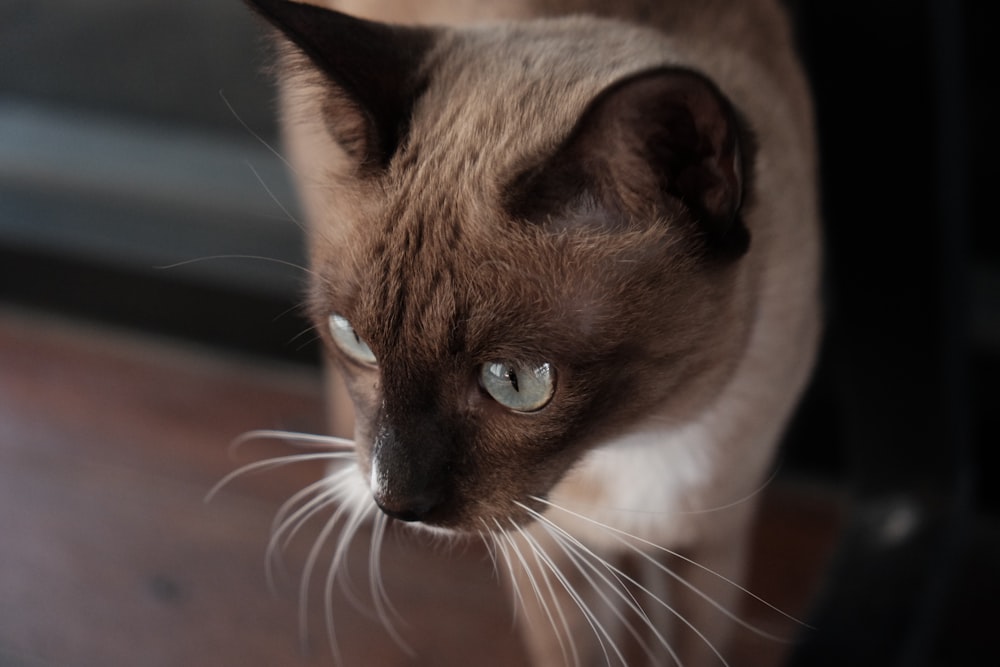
[311,207,750,530]
[250,0,757,532]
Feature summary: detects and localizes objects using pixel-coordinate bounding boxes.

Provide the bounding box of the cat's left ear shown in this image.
[509,68,750,257]
[245,0,435,169]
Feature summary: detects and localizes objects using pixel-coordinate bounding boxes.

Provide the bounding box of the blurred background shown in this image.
[0,0,308,360]
[0,0,995,666]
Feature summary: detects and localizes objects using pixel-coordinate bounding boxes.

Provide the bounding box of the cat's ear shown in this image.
[509,68,750,257]
[245,0,434,169]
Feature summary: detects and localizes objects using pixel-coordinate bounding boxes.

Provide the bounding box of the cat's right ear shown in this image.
[245,0,435,170]
[507,68,751,259]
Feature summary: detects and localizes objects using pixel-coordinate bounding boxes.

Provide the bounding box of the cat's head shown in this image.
[248,0,758,532]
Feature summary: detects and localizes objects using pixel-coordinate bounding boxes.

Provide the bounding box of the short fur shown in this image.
[243,0,821,664]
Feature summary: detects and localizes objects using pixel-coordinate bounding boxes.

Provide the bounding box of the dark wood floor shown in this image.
[0,307,843,667]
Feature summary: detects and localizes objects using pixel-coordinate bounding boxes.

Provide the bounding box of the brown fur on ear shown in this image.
[506,68,750,258]
[245,0,436,169]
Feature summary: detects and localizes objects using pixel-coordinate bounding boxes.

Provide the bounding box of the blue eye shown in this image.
[328,314,377,365]
[479,361,555,412]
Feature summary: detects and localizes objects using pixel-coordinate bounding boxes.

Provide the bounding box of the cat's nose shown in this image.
[373,492,440,523]
[370,417,450,523]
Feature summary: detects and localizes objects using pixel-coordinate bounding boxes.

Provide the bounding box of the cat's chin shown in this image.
[397,520,464,539]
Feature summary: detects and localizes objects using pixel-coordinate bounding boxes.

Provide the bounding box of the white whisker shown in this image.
[369,512,414,656]
[533,496,807,632]
[518,528,578,661]
[501,520,576,667]
[529,501,800,664]
[616,534,786,645]
[526,508,674,667]
[244,159,305,231]
[229,429,356,455]
[271,473,345,540]
[493,519,527,622]
[508,519,621,667]
[219,89,297,173]
[486,519,527,630]
[678,465,782,515]
[301,501,352,661]
[266,477,343,591]
[514,523,583,667]
[545,465,780,520]
[154,254,319,277]
[477,522,501,580]
[324,501,371,661]
[205,452,352,503]
[287,324,321,349]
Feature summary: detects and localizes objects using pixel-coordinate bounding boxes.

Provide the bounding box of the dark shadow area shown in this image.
[781,0,996,664]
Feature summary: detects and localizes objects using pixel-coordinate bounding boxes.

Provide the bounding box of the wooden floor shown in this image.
[0,307,843,667]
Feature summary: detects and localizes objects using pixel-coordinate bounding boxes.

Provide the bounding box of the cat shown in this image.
[236,0,822,664]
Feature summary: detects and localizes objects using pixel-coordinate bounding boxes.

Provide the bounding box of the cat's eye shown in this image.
[328,314,377,365]
[479,361,554,412]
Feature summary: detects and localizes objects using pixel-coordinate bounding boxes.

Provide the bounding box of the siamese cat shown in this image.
[233,0,821,664]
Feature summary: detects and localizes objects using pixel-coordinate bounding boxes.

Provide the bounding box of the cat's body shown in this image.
[244,0,820,664]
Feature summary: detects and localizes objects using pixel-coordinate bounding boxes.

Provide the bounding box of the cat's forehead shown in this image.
[316,18,724,360]
[346,196,689,365]
[399,18,680,185]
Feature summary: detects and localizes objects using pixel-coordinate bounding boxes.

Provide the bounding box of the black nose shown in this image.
[373,493,439,523]
[370,416,451,524]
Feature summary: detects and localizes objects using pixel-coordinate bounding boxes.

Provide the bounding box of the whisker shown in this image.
[293,333,323,354]
[678,465,782,516]
[217,90,339,199]
[301,501,352,661]
[526,509,674,667]
[272,470,351,539]
[219,89,297,173]
[536,531,622,667]
[207,421,370,663]
[369,513,415,656]
[244,159,305,231]
[616,535,787,644]
[228,429,355,458]
[205,452,352,503]
[532,496,813,630]
[266,477,344,591]
[269,301,308,329]
[526,506,689,667]
[287,323,320,348]
[324,502,371,661]
[480,518,525,627]
[549,465,781,520]
[500,521,575,667]
[524,506,651,620]
[514,523,583,667]
[477,522,501,580]
[486,519,527,630]
[154,254,319,277]
[532,496,808,631]
[336,502,373,602]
